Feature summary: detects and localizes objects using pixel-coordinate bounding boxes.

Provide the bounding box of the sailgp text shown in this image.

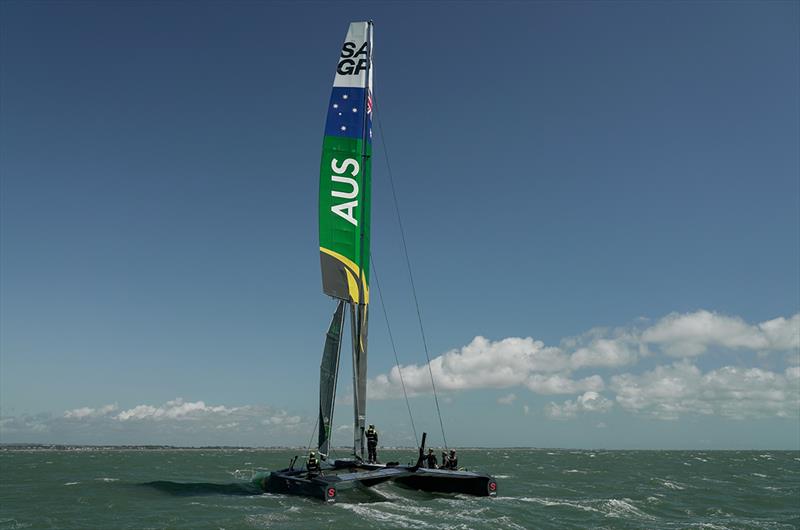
[338,41,369,76]
[330,157,359,226]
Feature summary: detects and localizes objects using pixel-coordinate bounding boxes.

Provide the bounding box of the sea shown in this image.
[1,448,797,529]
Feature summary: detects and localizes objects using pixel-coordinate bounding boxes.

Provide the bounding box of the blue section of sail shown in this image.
[324,87,372,142]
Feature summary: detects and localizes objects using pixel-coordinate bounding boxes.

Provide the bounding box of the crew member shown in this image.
[307,451,321,476]
[441,451,450,470]
[425,448,438,469]
[448,449,458,470]
[366,424,379,463]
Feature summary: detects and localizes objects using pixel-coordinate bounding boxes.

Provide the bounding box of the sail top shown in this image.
[334,21,373,89]
[319,21,373,305]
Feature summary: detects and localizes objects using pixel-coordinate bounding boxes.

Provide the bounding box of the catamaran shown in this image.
[259,20,497,503]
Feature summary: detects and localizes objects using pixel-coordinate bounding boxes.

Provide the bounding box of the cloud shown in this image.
[497,393,517,405]
[64,407,95,419]
[0,398,309,446]
[568,330,643,369]
[760,315,800,351]
[116,398,237,421]
[523,405,530,415]
[0,414,51,434]
[526,374,604,395]
[546,391,614,419]
[64,403,118,419]
[610,362,800,420]
[368,311,799,401]
[369,336,586,399]
[641,311,799,357]
[261,411,302,426]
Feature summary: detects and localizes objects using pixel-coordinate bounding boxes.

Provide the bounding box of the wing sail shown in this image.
[319,21,373,305]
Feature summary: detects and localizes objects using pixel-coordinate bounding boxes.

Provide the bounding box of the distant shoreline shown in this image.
[1,444,797,452]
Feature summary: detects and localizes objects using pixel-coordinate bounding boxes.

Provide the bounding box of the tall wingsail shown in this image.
[319,21,373,306]
[319,21,373,458]
[318,300,346,457]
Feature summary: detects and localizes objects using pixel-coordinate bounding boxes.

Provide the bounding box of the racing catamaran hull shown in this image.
[259,465,410,503]
[394,468,497,497]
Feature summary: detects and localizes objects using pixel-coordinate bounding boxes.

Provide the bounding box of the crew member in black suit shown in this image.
[366,424,379,463]
[425,448,438,469]
[307,451,321,476]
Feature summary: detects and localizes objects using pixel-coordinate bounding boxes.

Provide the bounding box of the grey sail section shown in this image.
[318,300,346,457]
[350,303,369,458]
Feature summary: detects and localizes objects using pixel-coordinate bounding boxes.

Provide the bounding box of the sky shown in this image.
[1,1,798,450]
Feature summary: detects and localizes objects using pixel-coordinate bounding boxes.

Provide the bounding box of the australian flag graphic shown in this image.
[324,87,372,143]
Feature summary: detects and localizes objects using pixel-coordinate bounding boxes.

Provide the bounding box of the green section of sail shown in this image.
[319,135,371,303]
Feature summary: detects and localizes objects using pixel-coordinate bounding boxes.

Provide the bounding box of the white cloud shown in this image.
[64,403,118,419]
[261,411,301,426]
[64,407,95,419]
[368,311,798,402]
[546,391,613,419]
[0,414,51,434]
[570,337,641,368]
[497,393,517,405]
[760,314,800,351]
[579,391,615,412]
[2,398,311,446]
[115,398,237,421]
[369,336,572,398]
[526,374,604,395]
[610,362,800,420]
[641,311,799,357]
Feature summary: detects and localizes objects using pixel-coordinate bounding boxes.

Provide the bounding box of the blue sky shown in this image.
[1,1,798,449]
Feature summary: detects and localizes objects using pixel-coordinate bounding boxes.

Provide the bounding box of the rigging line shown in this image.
[304,415,318,460]
[372,95,448,450]
[370,255,419,447]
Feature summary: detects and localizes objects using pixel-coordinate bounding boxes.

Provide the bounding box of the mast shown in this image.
[318,21,374,459]
[353,20,372,459]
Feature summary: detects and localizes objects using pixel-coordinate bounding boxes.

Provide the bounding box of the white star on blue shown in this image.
[324,87,372,142]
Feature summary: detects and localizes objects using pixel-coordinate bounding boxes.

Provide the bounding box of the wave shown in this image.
[0,519,32,530]
[602,498,654,520]
[517,496,601,513]
[337,503,432,529]
[657,479,686,490]
[140,480,261,497]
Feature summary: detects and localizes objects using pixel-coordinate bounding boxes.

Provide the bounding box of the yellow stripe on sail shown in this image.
[345,268,360,304]
[320,246,369,304]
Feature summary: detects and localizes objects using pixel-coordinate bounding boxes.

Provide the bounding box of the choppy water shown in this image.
[0,448,797,529]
